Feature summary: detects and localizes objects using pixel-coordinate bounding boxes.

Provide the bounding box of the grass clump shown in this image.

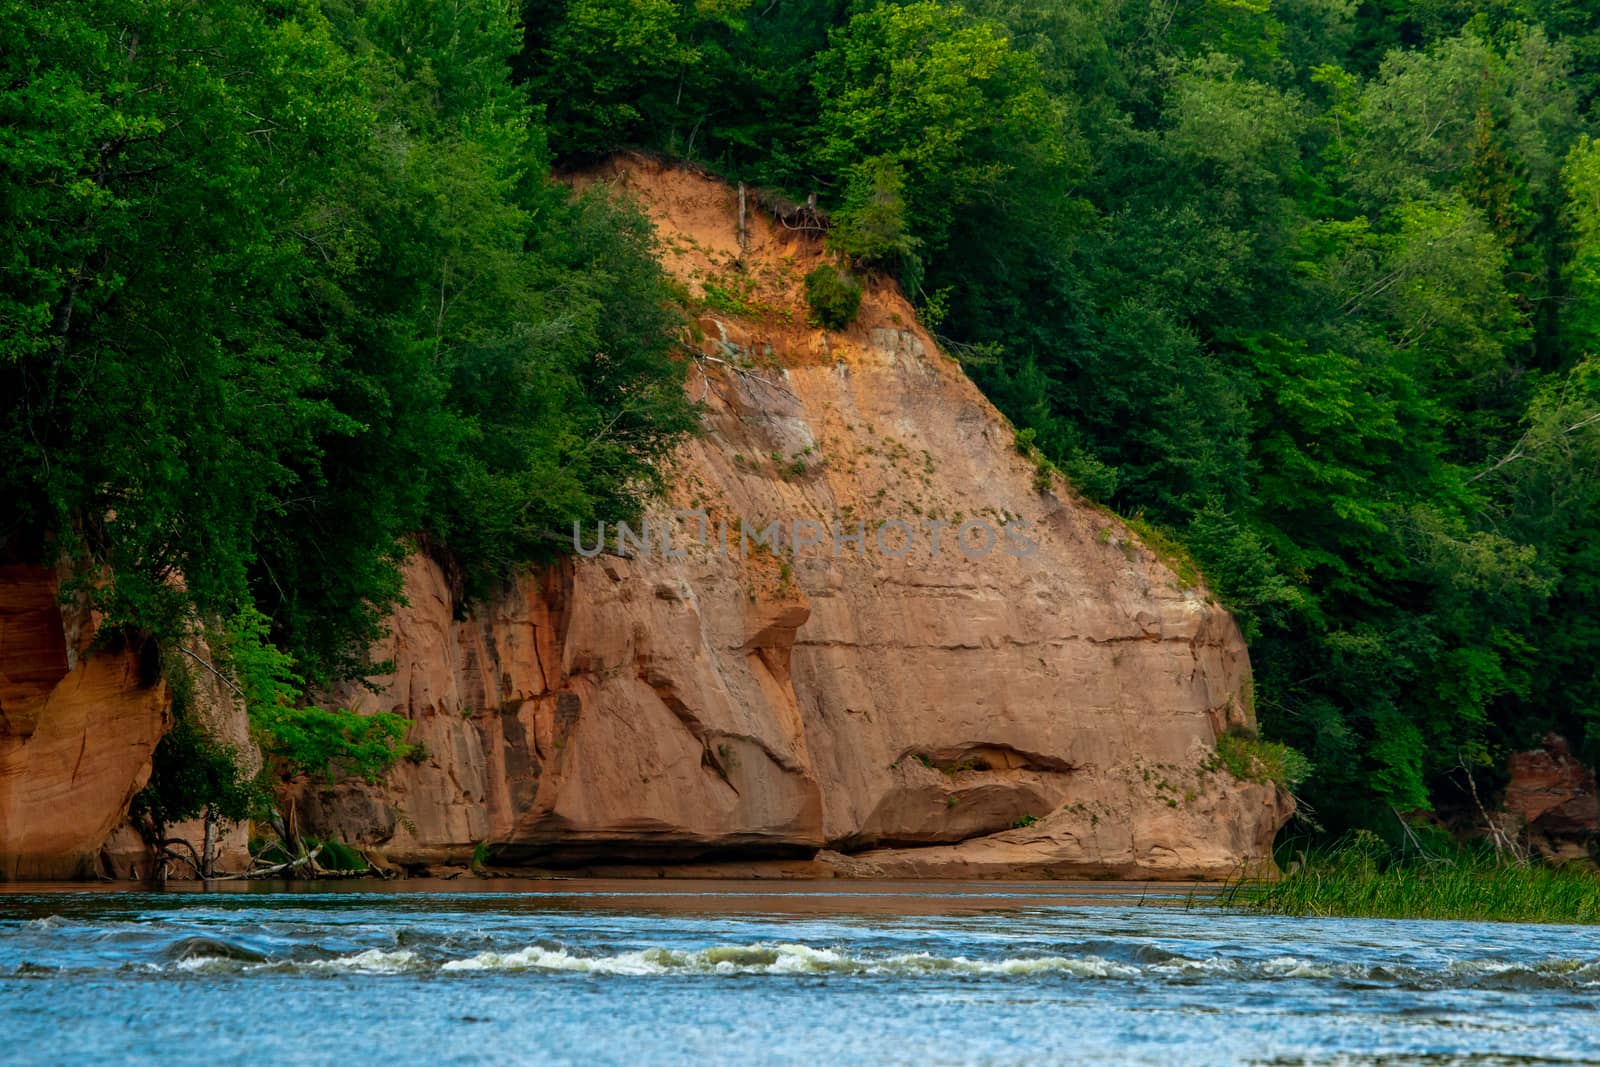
[701,279,755,316]
[1031,455,1054,494]
[1228,833,1600,924]
[1215,731,1311,789]
[1013,426,1058,494]
[305,837,367,871]
[1124,513,1204,588]
[805,264,863,330]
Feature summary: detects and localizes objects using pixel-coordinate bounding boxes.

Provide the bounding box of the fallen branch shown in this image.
[1389,807,1445,867]
[1458,754,1526,863]
[222,844,324,881]
[680,342,793,394]
[737,181,748,254]
[300,866,383,880]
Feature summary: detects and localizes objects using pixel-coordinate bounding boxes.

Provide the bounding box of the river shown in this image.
[1,879,1596,1065]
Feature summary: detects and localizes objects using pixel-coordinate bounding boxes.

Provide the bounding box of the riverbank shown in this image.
[1225,845,1600,925]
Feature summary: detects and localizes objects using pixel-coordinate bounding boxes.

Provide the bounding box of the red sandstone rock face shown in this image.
[1504,735,1598,862]
[287,159,1293,879]
[0,566,254,880]
[0,566,168,880]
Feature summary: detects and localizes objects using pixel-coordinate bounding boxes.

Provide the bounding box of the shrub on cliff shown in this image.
[804,264,863,330]
[128,658,264,877]
[217,606,413,784]
[1215,732,1312,791]
[131,606,415,875]
[827,157,922,271]
[131,701,261,839]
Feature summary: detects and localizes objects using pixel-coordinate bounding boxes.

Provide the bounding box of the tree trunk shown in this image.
[738,182,748,254]
[201,804,217,879]
[152,819,168,887]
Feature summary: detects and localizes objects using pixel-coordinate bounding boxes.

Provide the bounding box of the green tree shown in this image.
[1,0,694,824]
[812,0,1068,288]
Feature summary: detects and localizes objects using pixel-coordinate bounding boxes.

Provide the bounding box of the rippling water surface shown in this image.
[1,879,1597,1065]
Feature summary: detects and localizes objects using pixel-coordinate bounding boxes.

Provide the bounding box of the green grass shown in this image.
[1124,513,1203,588]
[1225,837,1600,924]
[700,278,757,316]
[1213,732,1311,789]
[305,836,366,871]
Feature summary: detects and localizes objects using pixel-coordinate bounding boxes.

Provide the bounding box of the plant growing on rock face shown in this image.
[1032,456,1054,495]
[135,605,419,879]
[804,263,863,329]
[1216,729,1311,790]
[217,606,415,784]
[1125,513,1203,588]
[1013,426,1057,494]
[130,661,265,879]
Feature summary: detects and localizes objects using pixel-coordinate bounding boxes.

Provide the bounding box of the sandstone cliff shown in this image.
[0,564,255,880]
[0,564,167,879]
[281,158,1293,879]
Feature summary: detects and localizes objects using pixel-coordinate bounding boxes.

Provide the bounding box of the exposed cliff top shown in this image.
[572,153,1214,604]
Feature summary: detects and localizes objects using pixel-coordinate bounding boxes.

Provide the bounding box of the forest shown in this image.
[4,0,1600,839]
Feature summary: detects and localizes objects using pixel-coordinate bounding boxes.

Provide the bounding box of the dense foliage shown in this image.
[0,0,695,785]
[522,0,1600,835]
